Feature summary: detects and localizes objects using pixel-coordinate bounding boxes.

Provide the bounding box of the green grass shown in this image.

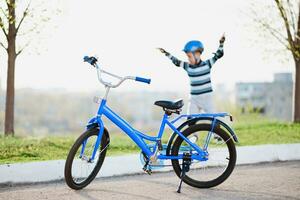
[1,114,300,164]
[0,136,74,164]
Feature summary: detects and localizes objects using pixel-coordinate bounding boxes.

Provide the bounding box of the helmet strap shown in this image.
[192,52,200,64]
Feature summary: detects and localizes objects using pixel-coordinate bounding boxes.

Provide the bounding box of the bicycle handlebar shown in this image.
[135,76,151,84]
[83,55,151,87]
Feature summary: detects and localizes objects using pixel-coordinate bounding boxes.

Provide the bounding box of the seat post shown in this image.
[163,108,173,116]
[163,108,181,116]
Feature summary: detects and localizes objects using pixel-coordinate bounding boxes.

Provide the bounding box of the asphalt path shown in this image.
[0,161,299,200]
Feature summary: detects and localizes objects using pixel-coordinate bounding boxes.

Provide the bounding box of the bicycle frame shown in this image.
[83,94,231,162]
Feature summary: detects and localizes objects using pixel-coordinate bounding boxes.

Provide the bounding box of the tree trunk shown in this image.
[4,45,16,135]
[294,61,300,123]
[4,0,16,136]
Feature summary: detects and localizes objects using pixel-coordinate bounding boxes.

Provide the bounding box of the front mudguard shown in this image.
[86,116,99,129]
[166,117,238,156]
[86,116,110,145]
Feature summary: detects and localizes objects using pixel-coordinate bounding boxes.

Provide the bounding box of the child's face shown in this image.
[186,52,201,65]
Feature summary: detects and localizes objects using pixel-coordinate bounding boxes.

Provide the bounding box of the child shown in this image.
[158,34,225,116]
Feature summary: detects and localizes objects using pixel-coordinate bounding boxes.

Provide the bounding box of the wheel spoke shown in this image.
[171,124,236,187]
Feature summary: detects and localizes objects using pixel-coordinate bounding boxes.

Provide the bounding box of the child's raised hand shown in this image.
[157,48,168,55]
[219,33,225,44]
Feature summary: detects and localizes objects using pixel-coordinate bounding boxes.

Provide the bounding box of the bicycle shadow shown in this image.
[208,187,300,200]
[138,179,300,200]
[74,188,158,200]
[71,175,193,200]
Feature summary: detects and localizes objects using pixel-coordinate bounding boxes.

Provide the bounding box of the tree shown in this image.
[250,0,300,122]
[0,0,20,136]
[0,0,61,136]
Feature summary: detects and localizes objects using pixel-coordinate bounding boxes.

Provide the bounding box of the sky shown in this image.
[0,0,295,93]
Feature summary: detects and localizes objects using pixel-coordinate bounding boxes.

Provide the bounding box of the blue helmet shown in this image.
[183,40,204,53]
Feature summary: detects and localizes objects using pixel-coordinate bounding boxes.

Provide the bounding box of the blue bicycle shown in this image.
[64,56,238,193]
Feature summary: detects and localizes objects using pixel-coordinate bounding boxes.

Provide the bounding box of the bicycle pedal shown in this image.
[143,168,152,175]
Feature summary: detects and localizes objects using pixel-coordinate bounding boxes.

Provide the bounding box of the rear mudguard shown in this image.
[166,117,238,156]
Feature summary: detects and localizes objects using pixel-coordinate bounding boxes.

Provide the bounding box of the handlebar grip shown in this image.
[83,56,98,65]
[135,76,151,84]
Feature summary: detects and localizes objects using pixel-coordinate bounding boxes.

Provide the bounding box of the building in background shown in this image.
[235,73,293,121]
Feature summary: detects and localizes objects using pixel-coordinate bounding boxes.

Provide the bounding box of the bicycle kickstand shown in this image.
[177,152,191,193]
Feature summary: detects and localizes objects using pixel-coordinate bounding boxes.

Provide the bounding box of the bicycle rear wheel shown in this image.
[171,123,236,188]
[64,127,109,190]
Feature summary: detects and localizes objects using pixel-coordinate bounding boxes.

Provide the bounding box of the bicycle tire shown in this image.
[171,123,236,188]
[64,127,109,190]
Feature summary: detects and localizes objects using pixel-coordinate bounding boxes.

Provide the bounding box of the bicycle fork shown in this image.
[80,122,105,162]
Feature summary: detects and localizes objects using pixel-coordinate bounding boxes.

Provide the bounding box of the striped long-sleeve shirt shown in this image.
[166,44,224,95]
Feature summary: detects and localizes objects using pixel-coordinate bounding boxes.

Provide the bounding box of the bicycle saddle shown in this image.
[154,99,184,110]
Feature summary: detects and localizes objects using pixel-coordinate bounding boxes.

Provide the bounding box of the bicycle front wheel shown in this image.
[64,127,109,190]
[171,123,236,188]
